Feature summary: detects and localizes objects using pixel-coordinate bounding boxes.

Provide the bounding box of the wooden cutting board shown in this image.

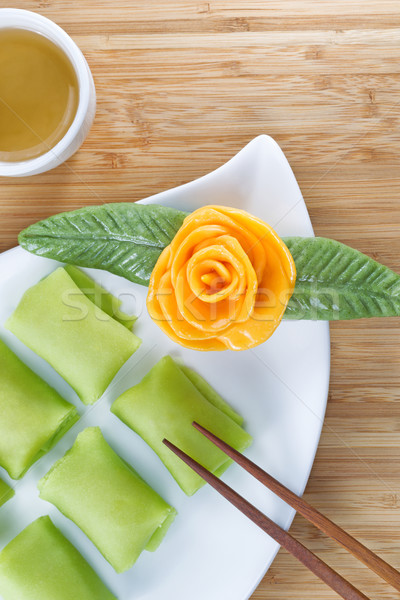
[1,2,400,599]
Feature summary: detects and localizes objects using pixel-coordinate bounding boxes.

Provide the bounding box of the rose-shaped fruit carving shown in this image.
[147,206,296,351]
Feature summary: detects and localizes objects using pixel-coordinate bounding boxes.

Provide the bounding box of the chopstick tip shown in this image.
[163,438,182,455]
[192,421,204,432]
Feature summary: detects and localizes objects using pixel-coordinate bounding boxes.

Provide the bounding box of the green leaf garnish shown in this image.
[19,203,187,287]
[283,237,400,320]
[19,205,400,321]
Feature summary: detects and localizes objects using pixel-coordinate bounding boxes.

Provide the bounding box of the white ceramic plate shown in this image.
[0,135,330,600]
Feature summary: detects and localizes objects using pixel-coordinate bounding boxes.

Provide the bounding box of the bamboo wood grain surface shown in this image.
[1,1,400,598]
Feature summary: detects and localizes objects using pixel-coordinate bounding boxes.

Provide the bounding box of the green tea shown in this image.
[0,28,79,162]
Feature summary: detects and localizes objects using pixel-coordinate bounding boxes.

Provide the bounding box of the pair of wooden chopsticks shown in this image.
[163,423,400,600]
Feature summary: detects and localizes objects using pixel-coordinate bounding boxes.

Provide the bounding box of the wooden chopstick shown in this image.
[191,421,400,593]
[163,438,369,600]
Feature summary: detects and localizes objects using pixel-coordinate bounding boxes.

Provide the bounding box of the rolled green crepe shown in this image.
[0,516,116,600]
[64,265,137,330]
[0,339,79,479]
[111,356,252,496]
[0,478,14,508]
[38,427,176,573]
[179,364,243,426]
[6,267,141,405]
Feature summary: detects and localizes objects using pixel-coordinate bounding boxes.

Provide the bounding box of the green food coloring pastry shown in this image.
[0,477,14,507]
[64,265,136,330]
[38,427,176,573]
[111,355,252,496]
[0,516,116,600]
[0,339,78,479]
[6,267,141,405]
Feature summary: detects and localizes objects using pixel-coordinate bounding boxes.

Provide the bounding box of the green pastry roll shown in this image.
[38,427,176,573]
[0,478,14,508]
[0,339,79,479]
[6,267,141,405]
[111,356,252,496]
[179,364,244,426]
[64,265,137,330]
[0,516,116,600]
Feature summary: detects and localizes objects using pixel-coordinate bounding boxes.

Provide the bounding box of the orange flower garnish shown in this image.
[147,206,296,351]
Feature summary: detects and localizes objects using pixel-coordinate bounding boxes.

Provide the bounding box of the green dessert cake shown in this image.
[0,339,78,479]
[0,516,116,600]
[112,355,252,496]
[6,267,141,405]
[38,427,176,573]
